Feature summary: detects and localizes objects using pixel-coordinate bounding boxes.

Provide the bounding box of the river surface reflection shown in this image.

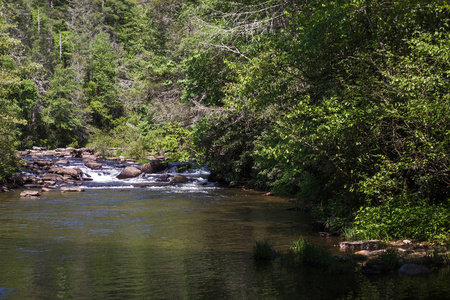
[0,188,448,299]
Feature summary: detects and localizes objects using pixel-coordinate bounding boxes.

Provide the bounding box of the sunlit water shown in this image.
[1,186,449,299]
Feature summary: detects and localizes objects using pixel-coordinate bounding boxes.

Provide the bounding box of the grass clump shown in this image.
[252,239,276,261]
[288,237,355,273]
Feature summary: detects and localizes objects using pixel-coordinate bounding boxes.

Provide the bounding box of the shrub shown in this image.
[344,198,450,242]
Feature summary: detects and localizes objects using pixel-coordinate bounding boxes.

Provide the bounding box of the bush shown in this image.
[345,199,450,242]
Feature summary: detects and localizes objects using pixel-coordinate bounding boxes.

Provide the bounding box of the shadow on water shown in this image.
[0,188,449,299]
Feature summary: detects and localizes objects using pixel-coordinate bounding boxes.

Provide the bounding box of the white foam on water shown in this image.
[24,154,216,190]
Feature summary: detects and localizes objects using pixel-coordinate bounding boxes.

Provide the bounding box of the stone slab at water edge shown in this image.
[339,240,381,251]
[20,190,41,198]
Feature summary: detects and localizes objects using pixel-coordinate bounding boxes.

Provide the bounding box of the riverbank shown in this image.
[255,237,449,277]
[339,239,450,276]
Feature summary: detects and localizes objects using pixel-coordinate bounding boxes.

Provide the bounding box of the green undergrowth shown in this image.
[287,237,356,273]
[87,119,193,161]
[342,198,450,243]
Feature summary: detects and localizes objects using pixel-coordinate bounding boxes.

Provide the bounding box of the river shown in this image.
[0,157,449,299]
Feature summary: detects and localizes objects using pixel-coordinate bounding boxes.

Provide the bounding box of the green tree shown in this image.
[85,32,123,129]
[42,65,86,147]
[0,5,40,180]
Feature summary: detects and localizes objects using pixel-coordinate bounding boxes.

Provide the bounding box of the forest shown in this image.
[1,0,449,241]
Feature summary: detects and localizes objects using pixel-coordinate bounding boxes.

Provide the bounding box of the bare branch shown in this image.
[201,42,250,60]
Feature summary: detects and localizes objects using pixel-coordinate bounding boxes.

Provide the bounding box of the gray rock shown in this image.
[117,166,142,179]
[156,173,171,182]
[34,160,54,168]
[42,173,64,182]
[170,175,189,184]
[139,161,168,173]
[48,166,81,179]
[398,264,432,276]
[82,154,99,161]
[85,161,102,170]
[340,240,381,251]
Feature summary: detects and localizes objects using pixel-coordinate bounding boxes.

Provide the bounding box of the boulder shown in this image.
[63,177,75,184]
[139,161,169,174]
[85,161,102,170]
[20,190,41,198]
[34,160,54,168]
[82,154,99,161]
[48,166,81,179]
[42,173,64,182]
[398,264,432,276]
[170,175,189,184]
[361,259,390,275]
[156,173,171,182]
[117,167,142,179]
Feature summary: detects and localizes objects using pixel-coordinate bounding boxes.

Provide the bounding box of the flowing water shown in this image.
[1,158,449,299]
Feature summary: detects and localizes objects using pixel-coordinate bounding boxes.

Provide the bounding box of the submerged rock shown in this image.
[156,173,171,182]
[170,175,189,184]
[361,259,391,275]
[60,187,85,193]
[398,264,432,276]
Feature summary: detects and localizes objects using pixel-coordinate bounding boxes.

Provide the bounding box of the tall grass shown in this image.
[252,239,275,261]
[288,237,355,273]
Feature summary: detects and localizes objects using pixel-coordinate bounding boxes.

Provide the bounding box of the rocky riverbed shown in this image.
[1,147,210,194]
[337,239,450,276]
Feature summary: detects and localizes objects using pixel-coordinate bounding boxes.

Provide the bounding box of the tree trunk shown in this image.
[59,31,62,63]
[37,7,40,36]
[48,0,53,8]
